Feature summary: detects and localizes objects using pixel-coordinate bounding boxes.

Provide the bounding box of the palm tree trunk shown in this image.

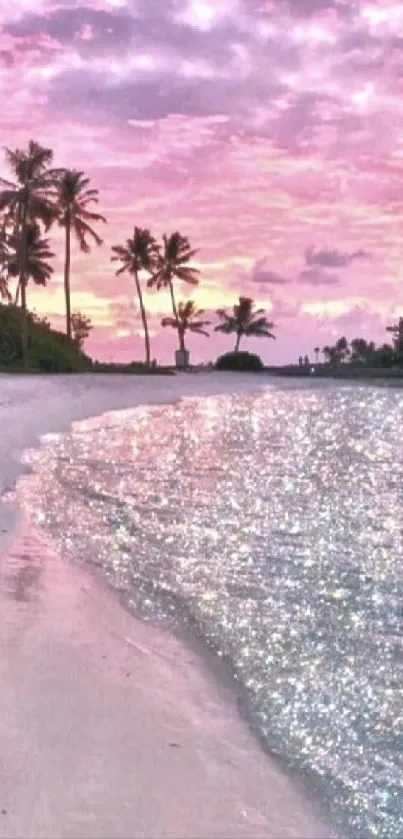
[168,280,181,350]
[64,214,72,340]
[235,332,242,352]
[134,269,151,367]
[18,203,28,365]
[14,278,20,306]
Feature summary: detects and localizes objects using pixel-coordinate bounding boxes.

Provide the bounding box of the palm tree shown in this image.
[8,222,54,306]
[323,345,337,365]
[350,338,375,364]
[147,232,200,354]
[0,141,58,362]
[215,296,275,352]
[335,336,350,363]
[386,317,403,361]
[161,300,210,357]
[111,226,159,366]
[323,337,350,365]
[314,346,320,364]
[56,170,106,340]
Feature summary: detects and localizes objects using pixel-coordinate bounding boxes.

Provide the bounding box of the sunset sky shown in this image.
[1,0,403,364]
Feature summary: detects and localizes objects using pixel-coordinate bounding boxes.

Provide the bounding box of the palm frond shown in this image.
[114,264,129,276]
[0,191,19,212]
[174,267,200,284]
[247,316,275,331]
[214,321,236,334]
[111,227,159,276]
[188,323,210,336]
[7,221,54,287]
[55,169,105,253]
[0,177,18,189]
[74,218,103,250]
[161,316,177,328]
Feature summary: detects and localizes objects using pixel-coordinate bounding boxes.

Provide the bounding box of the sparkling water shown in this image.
[12,382,403,838]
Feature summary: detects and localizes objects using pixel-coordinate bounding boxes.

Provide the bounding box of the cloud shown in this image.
[305,246,371,268]
[299,267,340,285]
[284,0,353,17]
[251,259,289,285]
[2,0,401,159]
[269,296,300,319]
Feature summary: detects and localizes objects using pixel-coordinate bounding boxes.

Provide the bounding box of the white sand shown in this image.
[0,373,338,839]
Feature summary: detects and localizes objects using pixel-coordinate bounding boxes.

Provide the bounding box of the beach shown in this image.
[0,372,336,839]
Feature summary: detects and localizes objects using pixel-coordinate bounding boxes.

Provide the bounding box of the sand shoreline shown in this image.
[0,373,338,838]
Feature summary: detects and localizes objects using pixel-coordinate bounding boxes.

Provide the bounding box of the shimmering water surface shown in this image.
[11,382,403,838]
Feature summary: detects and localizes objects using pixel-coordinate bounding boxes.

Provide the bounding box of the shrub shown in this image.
[0,304,23,364]
[0,303,93,372]
[28,333,92,372]
[215,350,264,371]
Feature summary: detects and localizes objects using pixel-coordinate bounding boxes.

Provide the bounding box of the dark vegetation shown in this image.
[91,360,174,375]
[0,304,174,374]
[278,329,403,378]
[215,351,264,372]
[0,304,91,372]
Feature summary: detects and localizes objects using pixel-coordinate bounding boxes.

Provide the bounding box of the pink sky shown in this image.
[1,0,403,365]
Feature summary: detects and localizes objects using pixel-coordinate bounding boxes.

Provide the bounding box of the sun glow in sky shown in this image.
[1,0,403,363]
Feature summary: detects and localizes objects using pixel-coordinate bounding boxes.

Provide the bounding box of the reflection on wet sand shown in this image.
[0,515,332,839]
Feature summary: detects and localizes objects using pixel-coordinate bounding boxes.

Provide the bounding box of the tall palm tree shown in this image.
[161,300,210,356]
[147,232,199,351]
[56,170,106,340]
[335,336,350,362]
[8,222,54,306]
[0,141,58,362]
[314,346,320,364]
[215,296,275,352]
[386,317,403,361]
[111,226,159,366]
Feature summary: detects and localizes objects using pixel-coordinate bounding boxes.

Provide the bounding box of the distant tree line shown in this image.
[320,320,403,368]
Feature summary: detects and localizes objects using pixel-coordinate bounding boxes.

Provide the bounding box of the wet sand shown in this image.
[0,373,338,838]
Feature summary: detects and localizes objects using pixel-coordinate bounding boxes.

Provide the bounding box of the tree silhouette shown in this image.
[56,169,105,339]
[148,232,199,353]
[0,141,59,362]
[8,222,54,307]
[350,338,375,363]
[71,311,93,350]
[386,317,403,361]
[215,296,275,352]
[161,300,210,355]
[111,227,159,366]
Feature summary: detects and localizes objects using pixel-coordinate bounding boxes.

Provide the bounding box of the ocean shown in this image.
[12,380,403,838]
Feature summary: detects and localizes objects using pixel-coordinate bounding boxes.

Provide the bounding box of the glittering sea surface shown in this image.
[11,382,403,838]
